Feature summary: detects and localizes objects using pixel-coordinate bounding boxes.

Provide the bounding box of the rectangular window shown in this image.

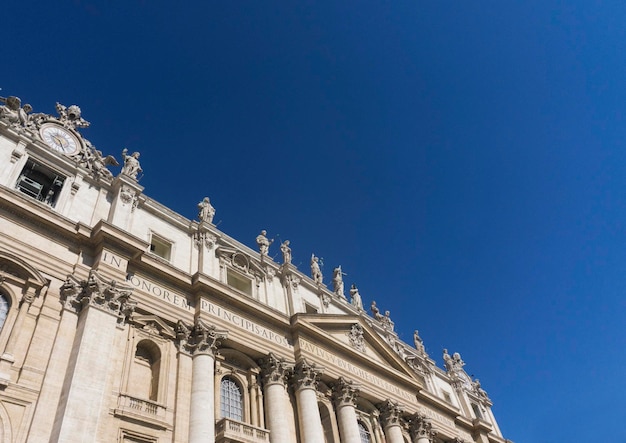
[226,269,252,296]
[15,159,65,207]
[471,403,483,419]
[149,235,172,261]
[305,303,318,314]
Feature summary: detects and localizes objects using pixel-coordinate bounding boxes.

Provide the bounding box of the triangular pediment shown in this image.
[131,314,176,339]
[292,314,425,386]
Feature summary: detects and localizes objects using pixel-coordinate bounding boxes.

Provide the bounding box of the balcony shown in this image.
[215,417,270,443]
[113,394,170,430]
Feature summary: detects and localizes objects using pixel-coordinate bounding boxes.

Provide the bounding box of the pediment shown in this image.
[131,314,175,339]
[292,314,424,384]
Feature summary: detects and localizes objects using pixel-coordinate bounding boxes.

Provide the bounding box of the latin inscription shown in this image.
[200,299,293,349]
[102,250,128,270]
[125,273,292,349]
[127,275,194,310]
[299,339,417,404]
[418,406,455,428]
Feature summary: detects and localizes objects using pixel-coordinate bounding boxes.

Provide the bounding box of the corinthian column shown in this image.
[378,400,405,443]
[332,377,361,443]
[178,319,228,443]
[292,359,325,443]
[409,413,437,443]
[260,353,294,443]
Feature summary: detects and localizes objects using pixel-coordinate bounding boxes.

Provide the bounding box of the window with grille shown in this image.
[358,421,371,443]
[0,293,9,331]
[220,377,243,421]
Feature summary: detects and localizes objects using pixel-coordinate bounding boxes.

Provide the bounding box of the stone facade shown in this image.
[0,95,511,442]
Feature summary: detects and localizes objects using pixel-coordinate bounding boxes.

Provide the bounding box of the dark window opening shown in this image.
[15,159,65,207]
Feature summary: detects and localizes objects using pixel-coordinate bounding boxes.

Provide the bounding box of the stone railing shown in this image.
[215,417,270,443]
[114,394,169,429]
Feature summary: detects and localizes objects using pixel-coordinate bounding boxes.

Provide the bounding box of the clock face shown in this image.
[39,124,80,155]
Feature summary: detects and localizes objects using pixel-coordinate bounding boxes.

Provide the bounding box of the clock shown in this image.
[39,123,80,155]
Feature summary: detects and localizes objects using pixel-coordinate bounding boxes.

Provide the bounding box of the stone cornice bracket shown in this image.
[378,400,404,428]
[408,413,437,443]
[176,318,227,356]
[331,377,360,408]
[259,352,294,387]
[292,358,323,392]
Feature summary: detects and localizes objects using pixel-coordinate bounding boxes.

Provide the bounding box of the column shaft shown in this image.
[336,404,361,443]
[296,387,325,443]
[189,352,215,443]
[384,424,405,443]
[265,383,291,443]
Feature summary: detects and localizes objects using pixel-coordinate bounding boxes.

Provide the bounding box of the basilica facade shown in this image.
[0,95,511,443]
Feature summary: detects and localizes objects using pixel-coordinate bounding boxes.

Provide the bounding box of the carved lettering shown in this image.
[127,275,193,310]
[200,299,293,349]
[102,251,127,270]
[299,339,417,404]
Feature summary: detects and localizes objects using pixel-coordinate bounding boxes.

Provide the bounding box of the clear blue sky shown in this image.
[5,1,626,441]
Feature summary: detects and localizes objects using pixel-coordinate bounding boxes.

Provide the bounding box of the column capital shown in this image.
[378,400,404,428]
[60,270,135,323]
[260,352,293,387]
[408,413,437,443]
[292,358,323,392]
[332,377,360,408]
[176,319,228,356]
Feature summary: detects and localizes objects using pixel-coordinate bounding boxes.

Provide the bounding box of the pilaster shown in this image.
[49,271,135,443]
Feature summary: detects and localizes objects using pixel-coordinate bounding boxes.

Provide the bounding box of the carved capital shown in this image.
[260,352,293,387]
[60,271,135,323]
[378,400,404,428]
[292,359,323,392]
[409,413,437,442]
[176,319,227,356]
[332,377,360,408]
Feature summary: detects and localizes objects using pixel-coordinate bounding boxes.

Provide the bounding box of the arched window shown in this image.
[358,421,371,443]
[0,293,9,331]
[220,377,243,421]
[130,340,161,401]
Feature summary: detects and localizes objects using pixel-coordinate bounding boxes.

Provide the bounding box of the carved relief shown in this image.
[120,185,138,210]
[348,324,366,353]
